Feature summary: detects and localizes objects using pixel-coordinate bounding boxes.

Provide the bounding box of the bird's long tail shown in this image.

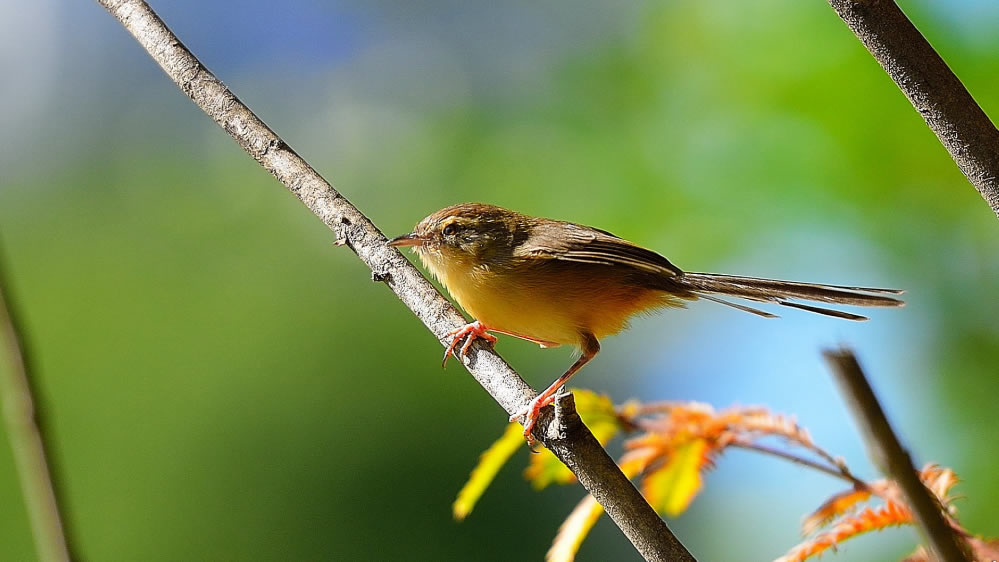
[677,272,904,321]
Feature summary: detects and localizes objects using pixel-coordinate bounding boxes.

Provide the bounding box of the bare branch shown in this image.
[94,1,695,560]
[0,242,74,562]
[823,348,970,562]
[828,0,999,217]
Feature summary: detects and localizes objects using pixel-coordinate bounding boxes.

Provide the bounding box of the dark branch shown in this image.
[0,241,75,561]
[94,1,695,560]
[828,0,999,217]
[823,348,969,562]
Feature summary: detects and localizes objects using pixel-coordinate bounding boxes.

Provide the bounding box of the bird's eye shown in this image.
[442,224,457,236]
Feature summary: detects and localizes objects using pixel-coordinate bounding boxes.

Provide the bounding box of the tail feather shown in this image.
[697,294,779,318]
[777,300,870,321]
[678,272,904,321]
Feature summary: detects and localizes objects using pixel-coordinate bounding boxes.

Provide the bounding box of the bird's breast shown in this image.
[429,258,685,347]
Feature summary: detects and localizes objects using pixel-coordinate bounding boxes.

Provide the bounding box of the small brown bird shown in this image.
[388,203,903,440]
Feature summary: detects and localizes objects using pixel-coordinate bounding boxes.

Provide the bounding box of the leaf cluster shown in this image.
[454,390,993,561]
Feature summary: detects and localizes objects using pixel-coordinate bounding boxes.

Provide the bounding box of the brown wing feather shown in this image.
[515,221,683,277]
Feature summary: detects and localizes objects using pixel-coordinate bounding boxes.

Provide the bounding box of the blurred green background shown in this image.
[1,1,997,560]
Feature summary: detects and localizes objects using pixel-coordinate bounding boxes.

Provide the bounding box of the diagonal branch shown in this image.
[94,1,695,560]
[828,0,999,217]
[0,241,75,562]
[823,348,970,562]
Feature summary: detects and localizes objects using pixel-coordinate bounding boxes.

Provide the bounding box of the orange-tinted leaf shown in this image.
[735,410,815,449]
[919,464,959,508]
[798,465,962,540]
[641,439,708,516]
[618,446,658,479]
[453,422,524,521]
[777,502,913,562]
[801,488,871,536]
[546,494,604,562]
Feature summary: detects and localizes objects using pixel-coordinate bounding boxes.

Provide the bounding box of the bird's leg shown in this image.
[487,328,560,349]
[442,323,561,367]
[511,333,600,442]
[442,321,498,367]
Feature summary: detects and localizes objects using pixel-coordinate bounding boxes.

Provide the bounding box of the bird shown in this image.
[387,203,904,441]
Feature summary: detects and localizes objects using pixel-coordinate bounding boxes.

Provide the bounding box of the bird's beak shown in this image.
[387,232,425,247]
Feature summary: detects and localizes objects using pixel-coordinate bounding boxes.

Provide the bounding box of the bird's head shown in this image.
[388,203,527,276]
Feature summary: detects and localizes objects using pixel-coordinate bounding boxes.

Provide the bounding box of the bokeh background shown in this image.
[2,1,997,560]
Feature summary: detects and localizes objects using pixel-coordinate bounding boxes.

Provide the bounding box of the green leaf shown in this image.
[546,495,605,562]
[642,439,708,517]
[453,422,524,520]
[525,389,623,490]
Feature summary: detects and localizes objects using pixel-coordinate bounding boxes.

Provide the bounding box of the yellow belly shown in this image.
[434,259,684,347]
[456,277,583,345]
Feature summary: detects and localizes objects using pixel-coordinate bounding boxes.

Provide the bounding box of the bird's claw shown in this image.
[510,394,555,446]
[442,321,497,367]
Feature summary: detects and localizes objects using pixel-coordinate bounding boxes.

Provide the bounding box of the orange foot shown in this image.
[510,393,556,443]
[442,321,498,367]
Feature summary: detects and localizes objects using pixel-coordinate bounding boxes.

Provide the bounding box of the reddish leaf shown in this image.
[777,502,913,562]
[801,488,872,536]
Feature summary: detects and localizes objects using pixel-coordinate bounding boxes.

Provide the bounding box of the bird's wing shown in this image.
[514,221,683,277]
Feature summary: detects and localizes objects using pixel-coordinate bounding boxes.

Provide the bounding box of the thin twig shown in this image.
[0,242,74,562]
[94,1,695,560]
[786,432,871,491]
[632,401,869,490]
[823,348,970,562]
[827,0,999,217]
[728,440,870,491]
